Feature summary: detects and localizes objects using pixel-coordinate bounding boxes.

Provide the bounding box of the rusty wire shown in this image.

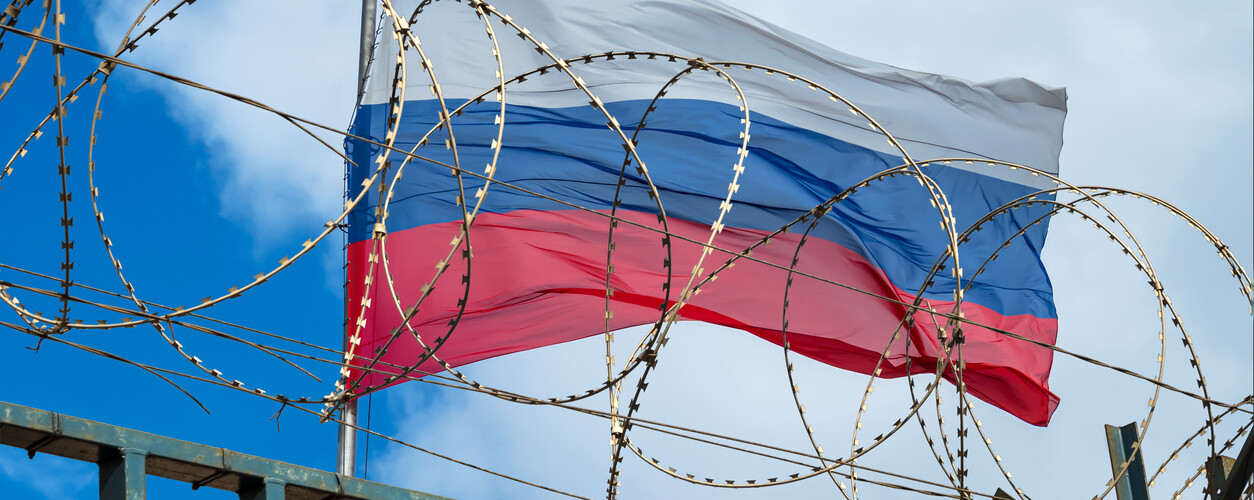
[0,1,1251,499]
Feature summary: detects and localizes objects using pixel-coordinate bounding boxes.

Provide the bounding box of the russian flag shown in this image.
[343,0,1067,425]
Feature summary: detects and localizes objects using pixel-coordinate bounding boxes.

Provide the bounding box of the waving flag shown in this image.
[343,0,1067,425]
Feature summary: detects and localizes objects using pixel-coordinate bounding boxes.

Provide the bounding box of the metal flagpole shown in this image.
[338,0,376,478]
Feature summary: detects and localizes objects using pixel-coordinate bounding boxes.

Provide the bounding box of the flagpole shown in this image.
[338,0,376,478]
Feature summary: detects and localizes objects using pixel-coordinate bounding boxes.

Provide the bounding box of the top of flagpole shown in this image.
[357,0,377,99]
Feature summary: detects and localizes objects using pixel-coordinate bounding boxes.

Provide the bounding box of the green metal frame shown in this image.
[1104,422,1150,500]
[0,401,449,500]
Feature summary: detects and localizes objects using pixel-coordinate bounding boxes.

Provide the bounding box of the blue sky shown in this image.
[1,1,1251,499]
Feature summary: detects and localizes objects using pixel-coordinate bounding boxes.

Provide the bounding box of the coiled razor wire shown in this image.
[0,1,1251,499]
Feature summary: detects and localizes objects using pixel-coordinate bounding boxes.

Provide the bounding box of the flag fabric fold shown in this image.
[344,0,1067,425]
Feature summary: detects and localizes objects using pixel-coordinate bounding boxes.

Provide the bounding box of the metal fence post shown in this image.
[240,477,287,500]
[1104,423,1150,500]
[99,446,148,500]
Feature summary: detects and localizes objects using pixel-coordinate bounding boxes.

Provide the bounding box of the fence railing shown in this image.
[0,400,447,500]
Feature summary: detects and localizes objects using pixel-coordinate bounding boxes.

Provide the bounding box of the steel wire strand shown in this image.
[2,319,1026,500]
[2,4,1250,498]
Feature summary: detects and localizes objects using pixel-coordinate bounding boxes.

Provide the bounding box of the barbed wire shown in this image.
[1,1,1250,499]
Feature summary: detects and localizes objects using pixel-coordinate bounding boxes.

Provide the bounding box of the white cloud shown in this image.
[91,0,359,243]
[371,325,874,499]
[0,449,95,500]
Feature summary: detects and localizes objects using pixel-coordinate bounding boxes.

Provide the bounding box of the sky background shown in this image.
[0,1,1250,499]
